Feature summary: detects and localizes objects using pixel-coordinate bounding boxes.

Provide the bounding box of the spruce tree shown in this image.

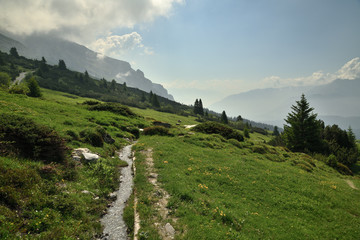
[194,99,199,114]
[27,77,42,97]
[152,93,160,108]
[10,47,19,57]
[283,94,323,152]
[199,99,204,116]
[221,111,228,124]
[273,126,280,136]
[58,59,67,70]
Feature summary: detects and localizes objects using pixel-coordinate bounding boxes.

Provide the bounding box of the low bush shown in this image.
[0,114,67,163]
[79,128,104,147]
[192,122,244,141]
[143,126,171,136]
[88,102,136,117]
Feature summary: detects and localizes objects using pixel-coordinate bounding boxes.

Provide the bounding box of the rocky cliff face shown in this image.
[0,33,174,100]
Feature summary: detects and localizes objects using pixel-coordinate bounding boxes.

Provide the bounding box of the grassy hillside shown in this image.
[0,88,148,239]
[130,117,360,239]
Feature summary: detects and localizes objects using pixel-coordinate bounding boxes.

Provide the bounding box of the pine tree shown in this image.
[27,77,42,97]
[152,93,160,108]
[273,126,280,136]
[10,47,19,57]
[199,99,204,116]
[58,59,67,70]
[283,94,323,152]
[221,111,228,124]
[194,99,199,114]
[141,92,146,102]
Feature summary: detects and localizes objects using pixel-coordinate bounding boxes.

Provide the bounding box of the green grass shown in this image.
[0,88,147,239]
[134,133,360,239]
[131,107,198,126]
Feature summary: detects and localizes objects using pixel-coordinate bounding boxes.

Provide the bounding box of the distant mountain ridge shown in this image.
[0,33,174,100]
[211,79,360,138]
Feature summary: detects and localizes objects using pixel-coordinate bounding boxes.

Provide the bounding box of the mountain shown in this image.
[211,79,360,137]
[0,33,174,100]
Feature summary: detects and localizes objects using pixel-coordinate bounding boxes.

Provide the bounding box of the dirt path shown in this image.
[141,148,176,240]
[345,179,358,190]
[101,145,134,240]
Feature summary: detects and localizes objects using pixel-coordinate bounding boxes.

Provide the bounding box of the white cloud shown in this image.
[116,71,131,80]
[335,57,360,80]
[0,0,184,43]
[261,57,360,88]
[91,32,148,57]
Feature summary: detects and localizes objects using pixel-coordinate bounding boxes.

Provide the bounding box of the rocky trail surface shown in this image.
[101,145,134,240]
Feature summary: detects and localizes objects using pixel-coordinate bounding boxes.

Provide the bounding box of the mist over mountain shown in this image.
[211,79,360,137]
[0,33,174,100]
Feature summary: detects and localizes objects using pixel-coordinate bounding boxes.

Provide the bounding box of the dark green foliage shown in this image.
[151,92,160,108]
[9,83,29,95]
[273,126,280,136]
[0,72,11,88]
[192,122,244,141]
[27,76,42,97]
[220,111,228,124]
[82,100,100,105]
[244,127,250,138]
[0,114,67,163]
[194,98,204,116]
[79,128,105,147]
[283,94,323,153]
[88,102,136,117]
[143,126,171,136]
[58,59,67,70]
[9,47,19,58]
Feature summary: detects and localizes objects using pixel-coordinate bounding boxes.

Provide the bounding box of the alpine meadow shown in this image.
[1,1,360,240]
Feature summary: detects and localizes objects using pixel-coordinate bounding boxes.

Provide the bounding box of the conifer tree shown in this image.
[152,93,160,108]
[10,47,19,57]
[194,99,199,114]
[221,111,228,124]
[273,126,280,136]
[199,99,204,116]
[27,77,42,97]
[58,59,67,70]
[283,94,323,152]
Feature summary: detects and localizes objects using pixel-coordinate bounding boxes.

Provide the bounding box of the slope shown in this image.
[0,33,174,100]
[131,127,360,239]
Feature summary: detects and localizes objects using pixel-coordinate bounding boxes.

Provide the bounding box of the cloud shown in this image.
[0,0,184,43]
[261,57,360,88]
[335,57,360,80]
[91,32,152,57]
[116,71,131,80]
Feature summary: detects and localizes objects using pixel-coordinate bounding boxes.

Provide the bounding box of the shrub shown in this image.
[336,162,353,175]
[8,83,29,95]
[27,77,42,97]
[143,126,171,136]
[82,100,100,105]
[192,122,244,141]
[66,130,79,140]
[88,102,135,117]
[251,145,269,154]
[79,128,104,147]
[0,114,67,163]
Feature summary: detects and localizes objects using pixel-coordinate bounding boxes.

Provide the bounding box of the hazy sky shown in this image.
[1,0,360,105]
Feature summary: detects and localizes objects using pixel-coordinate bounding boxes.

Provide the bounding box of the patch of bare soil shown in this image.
[141,148,176,240]
[345,179,358,190]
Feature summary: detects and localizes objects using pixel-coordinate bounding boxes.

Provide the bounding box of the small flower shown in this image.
[163,161,168,164]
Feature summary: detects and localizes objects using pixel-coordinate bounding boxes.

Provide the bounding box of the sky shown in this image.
[1,0,360,106]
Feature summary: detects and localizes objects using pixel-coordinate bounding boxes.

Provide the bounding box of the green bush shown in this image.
[192,122,244,141]
[88,102,135,117]
[0,114,67,163]
[8,83,29,95]
[143,126,171,136]
[79,128,104,147]
[336,162,353,175]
